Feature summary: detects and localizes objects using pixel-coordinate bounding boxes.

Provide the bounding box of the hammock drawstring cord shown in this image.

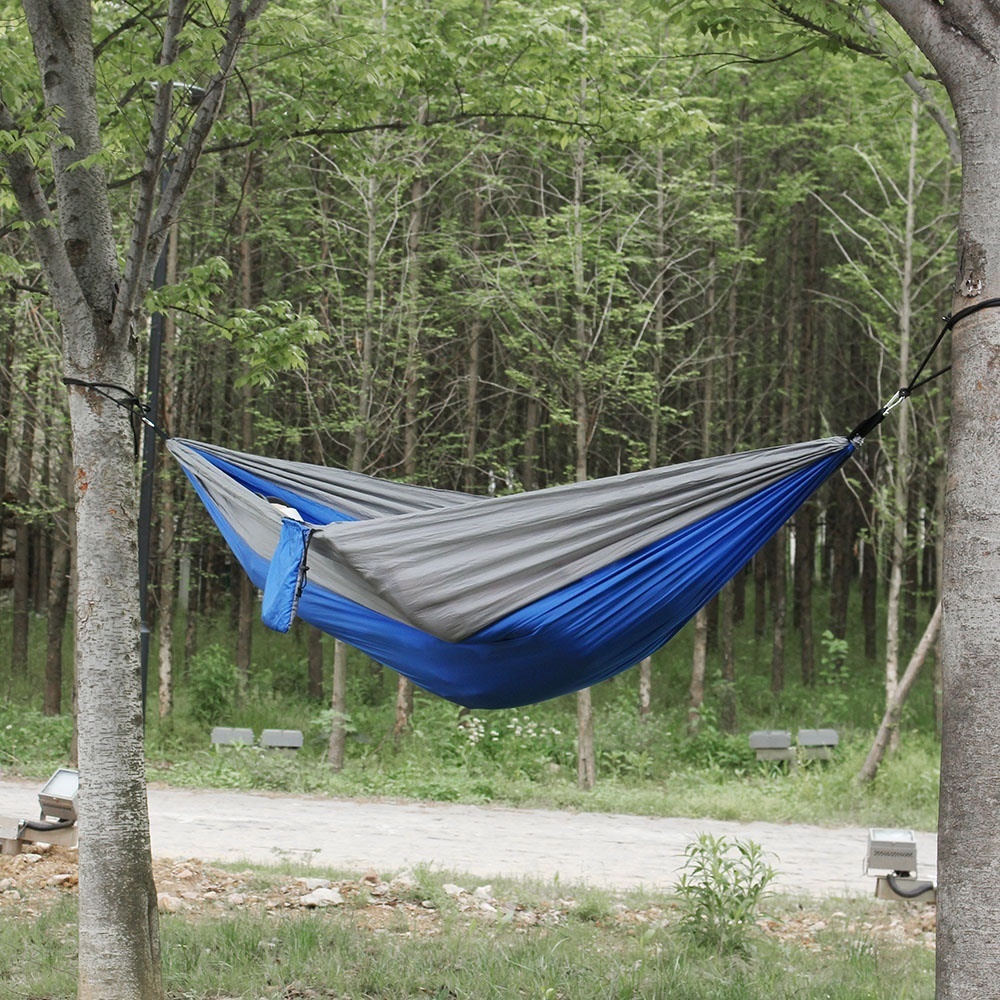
[848,296,1000,442]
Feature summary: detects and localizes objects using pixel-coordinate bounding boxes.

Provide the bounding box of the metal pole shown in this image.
[138,199,169,721]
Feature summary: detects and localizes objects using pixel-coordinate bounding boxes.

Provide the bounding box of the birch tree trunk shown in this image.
[876,5,1000,994]
[882,95,919,741]
[572,127,596,790]
[0,0,266,992]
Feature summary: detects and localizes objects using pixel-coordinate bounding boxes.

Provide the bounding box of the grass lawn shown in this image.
[0,849,934,999]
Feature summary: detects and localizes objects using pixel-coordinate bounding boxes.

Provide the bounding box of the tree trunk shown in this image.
[795,506,816,687]
[770,528,787,694]
[44,534,71,716]
[571,122,596,790]
[1,0,265,990]
[234,172,259,685]
[638,657,652,718]
[859,603,941,783]
[328,639,348,772]
[307,627,324,702]
[875,8,1000,993]
[394,674,414,745]
[0,295,13,553]
[861,531,879,659]
[688,608,708,735]
[157,220,179,720]
[883,94,919,744]
[576,685,596,790]
[70,361,162,1000]
[464,175,485,493]
[718,587,737,732]
[11,365,37,675]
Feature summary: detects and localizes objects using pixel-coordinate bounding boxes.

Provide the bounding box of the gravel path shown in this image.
[0,778,936,898]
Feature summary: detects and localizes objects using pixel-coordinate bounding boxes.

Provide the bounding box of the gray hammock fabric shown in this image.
[169,435,852,643]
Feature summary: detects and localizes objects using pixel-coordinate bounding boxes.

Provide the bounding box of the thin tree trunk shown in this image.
[157,221,179,720]
[571,122,596,790]
[11,365,38,675]
[770,528,787,694]
[688,609,707,735]
[796,506,816,687]
[234,158,259,685]
[44,452,73,716]
[576,685,596,790]
[394,674,414,745]
[859,603,941,783]
[464,175,485,493]
[883,96,919,747]
[861,532,879,659]
[638,658,652,718]
[0,293,14,551]
[328,638,348,772]
[307,627,324,702]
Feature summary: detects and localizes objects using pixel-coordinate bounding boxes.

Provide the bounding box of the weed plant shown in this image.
[674,834,776,955]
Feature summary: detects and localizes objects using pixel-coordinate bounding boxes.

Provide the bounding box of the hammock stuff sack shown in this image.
[169,436,855,708]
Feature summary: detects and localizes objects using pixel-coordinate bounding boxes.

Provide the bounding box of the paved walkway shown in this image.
[0,778,936,898]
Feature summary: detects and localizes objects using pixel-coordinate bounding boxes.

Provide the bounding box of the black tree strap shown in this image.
[62,377,171,455]
[848,297,1000,442]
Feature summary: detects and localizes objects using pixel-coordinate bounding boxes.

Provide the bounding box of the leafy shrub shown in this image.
[675,833,776,955]
[187,644,240,723]
[673,706,751,772]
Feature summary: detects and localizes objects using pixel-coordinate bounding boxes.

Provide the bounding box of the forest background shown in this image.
[0,1,949,828]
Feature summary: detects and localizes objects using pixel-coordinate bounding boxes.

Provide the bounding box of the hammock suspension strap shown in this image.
[62,377,171,448]
[848,296,1000,442]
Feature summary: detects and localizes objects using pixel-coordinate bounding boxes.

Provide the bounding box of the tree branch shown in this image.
[771,2,884,59]
[113,0,188,341]
[112,0,270,341]
[0,101,81,318]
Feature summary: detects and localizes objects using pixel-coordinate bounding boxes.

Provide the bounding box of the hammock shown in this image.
[168,436,855,708]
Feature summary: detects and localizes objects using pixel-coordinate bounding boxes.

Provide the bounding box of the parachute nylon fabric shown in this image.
[168,436,855,708]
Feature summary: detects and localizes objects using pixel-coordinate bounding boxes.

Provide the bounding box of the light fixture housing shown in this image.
[37,768,79,823]
[865,828,917,875]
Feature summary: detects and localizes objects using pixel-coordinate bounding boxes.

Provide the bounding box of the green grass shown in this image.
[0,597,942,834]
[0,872,935,999]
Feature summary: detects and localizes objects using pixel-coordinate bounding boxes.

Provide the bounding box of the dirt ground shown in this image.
[0,843,936,952]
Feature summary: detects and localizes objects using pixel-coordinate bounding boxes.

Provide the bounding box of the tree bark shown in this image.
[307,627,324,702]
[859,603,941,783]
[770,529,787,694]
[11,365,38,675]
[875,6,1000,994]
[1,0,265,991]
[329,639,348,772]
[638,657,652,718]
[883,94,920,744]
[394,674,414,745]
[571,121,596,790]
[44,448,73,716]
[688,608,708,735]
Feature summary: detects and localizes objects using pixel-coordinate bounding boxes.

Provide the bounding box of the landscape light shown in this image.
[37,768,79,824]
[865,828,934,901]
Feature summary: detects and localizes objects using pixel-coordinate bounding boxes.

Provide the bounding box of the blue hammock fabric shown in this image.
[169,436,855,708]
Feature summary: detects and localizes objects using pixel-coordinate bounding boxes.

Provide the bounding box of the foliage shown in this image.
[675,833,776,955]
[186,645,241,724]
